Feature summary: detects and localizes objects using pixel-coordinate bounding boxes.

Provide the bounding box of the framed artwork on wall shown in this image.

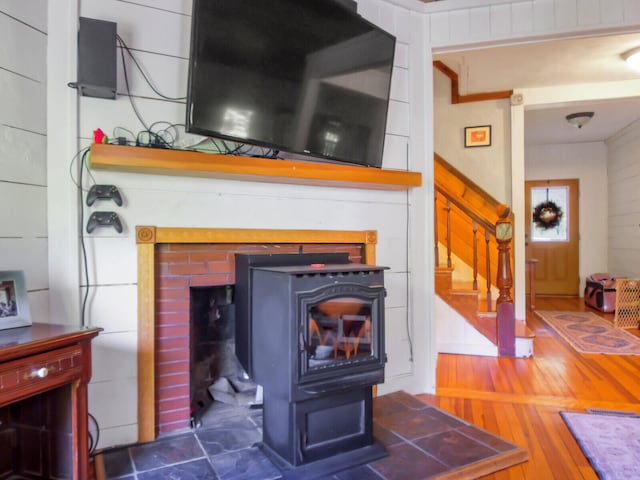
[464,125,492,148]
[0,270,31,330]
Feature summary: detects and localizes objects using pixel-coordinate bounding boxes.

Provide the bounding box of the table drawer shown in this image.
[0,345,83,404]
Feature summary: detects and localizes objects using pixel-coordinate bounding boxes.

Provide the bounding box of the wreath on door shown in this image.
[533,200,563,230]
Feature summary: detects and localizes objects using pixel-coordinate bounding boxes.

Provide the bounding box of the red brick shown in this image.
[206,262,233,274]
[156,263,172,276]
[158,372,189,389]
[158,324,189,339]
[170,263,208,276]
[157,288,190,301]
[159,384,190,400]
[189,251,229,263]
[156,299,190,314]
[158,337,189,351]
[156,311,189,325]
[158,360,189,375]
[207,244,237,252]
[157,349,189,364]
[158,418,190,434]
[156,276,190,289]
[189,274,231,287]
[166,243,213,252]
[159,397,190,413]
[156,251,190,264]
[158,408,190,425]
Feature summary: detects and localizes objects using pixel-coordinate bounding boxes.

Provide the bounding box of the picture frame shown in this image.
[0,270,31,330]
[464,125,492,148]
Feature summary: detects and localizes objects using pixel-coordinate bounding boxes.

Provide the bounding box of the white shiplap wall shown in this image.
[0,3,49,321]
[39,0,640,450]
[425,0,640,51]
[62,0,431,449]
[605,120,640,277]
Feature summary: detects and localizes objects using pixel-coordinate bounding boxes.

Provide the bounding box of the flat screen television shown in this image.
[186,0,396,168]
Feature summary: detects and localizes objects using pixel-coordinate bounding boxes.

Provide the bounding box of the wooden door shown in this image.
[525,179,579,295]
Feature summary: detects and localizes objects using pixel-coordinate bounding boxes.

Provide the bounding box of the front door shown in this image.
[525,179,579,295]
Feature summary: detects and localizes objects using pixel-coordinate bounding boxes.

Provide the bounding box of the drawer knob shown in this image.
[30,367,49,379]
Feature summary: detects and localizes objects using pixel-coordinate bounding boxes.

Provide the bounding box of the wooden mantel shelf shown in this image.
[89,144,422,191]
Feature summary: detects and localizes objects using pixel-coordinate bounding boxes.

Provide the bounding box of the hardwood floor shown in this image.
[418,296,640,479]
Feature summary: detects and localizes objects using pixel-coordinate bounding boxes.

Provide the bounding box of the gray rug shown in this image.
[561,411,640,479]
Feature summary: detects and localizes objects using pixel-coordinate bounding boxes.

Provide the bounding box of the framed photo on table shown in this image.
[0,270,31,330]
[464,125,492,148]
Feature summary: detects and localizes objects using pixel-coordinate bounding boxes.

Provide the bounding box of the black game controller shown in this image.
[86,184,123,206]
[86,211,123,234]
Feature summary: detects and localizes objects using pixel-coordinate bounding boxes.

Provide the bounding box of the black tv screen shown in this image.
[186,0,396,168]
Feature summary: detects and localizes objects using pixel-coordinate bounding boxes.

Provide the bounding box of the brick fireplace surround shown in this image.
[135,226,378,443]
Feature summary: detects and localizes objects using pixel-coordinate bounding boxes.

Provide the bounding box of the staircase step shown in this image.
[435,258,534,356]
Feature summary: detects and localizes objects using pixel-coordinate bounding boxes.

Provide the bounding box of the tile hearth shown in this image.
[96,391,526,480]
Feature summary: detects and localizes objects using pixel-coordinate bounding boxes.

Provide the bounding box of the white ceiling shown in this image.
[434,33,640,145]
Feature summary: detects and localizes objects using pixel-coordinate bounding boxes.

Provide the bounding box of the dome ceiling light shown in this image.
[565,112,594,129]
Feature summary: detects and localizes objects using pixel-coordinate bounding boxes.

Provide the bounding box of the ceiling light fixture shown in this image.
[566,112,594,129]
[622,46,640,72]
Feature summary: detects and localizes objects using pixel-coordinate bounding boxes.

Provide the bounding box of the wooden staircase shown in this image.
[435,154,534,357]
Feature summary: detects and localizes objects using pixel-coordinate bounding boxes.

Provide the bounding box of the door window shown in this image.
[530,186,569,242]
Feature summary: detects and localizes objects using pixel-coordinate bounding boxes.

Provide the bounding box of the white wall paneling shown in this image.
[0,13,46,80]
[1,3,49,319]
[381,307,414,378]
[88,377,138,439]
[0,126,47,185]
[606,119,640,277]
[48,0,80,325]
[490,4,513,37]
[383,134,409,170]
[91,331,138,383]
[511,2,534,34]
[427,0,640,50]
[85,284,139,333]
[0,183,47,237]
[0,0,47,32]
[0,70,46,133]
[0,238,48,290]
[436,297,498,357]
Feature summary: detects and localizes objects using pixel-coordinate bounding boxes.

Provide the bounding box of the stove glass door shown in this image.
[306,296,374,369]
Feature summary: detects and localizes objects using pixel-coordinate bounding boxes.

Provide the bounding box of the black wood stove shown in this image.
[235,254,387,479]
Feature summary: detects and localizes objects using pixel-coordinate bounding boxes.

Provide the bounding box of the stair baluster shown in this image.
[472,221,478,290]
[485,230,492,312]
[445,199,452,268]
[434,195,440,267]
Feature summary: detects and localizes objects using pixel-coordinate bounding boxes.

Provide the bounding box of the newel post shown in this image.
[495,204,515,356]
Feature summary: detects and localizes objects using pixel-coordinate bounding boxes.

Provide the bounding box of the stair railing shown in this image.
[435,186,496,312]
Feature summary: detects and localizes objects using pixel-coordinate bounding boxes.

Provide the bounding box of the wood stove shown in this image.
[235,254,387,478]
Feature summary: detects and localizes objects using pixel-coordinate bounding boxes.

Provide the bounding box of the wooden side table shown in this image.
[0,323,101,479]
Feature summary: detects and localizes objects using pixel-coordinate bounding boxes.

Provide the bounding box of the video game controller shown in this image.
[86,184,123,206]
[86,211,123,234]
